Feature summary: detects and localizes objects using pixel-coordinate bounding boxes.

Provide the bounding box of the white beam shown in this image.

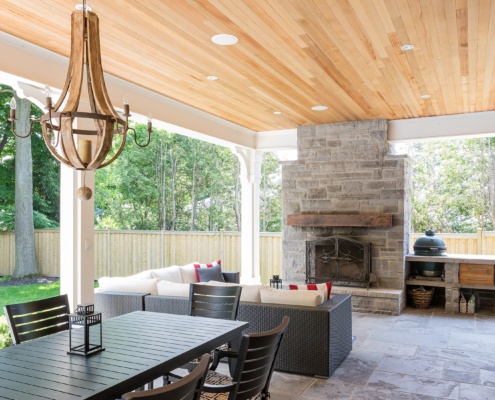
[256,129,297,151]
[0,31,256,149]
[388,111,495,143]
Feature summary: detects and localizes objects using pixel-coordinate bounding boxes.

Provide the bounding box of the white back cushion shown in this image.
[151,266,183,283]
[98,277,160,295]
[179,263,200,283]
[129,270,154,279]
[260,286,324,306]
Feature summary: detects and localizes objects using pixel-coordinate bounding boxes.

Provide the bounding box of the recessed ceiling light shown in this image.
[207,75,218,81]
[75,4,92,11]
[311,105,328,111]
[211,34,238,46]
[273,111,282,115]
[401,44,414,51]
[421,94,430,99]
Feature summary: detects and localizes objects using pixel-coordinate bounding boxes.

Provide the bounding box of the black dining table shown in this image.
[0,311,248,400]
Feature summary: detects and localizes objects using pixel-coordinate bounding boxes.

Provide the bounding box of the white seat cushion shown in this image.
[98,277,160,295]
[156,281,191,297]
[260,285,324,306]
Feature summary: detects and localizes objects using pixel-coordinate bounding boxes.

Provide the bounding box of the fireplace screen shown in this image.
[306,236,371,288]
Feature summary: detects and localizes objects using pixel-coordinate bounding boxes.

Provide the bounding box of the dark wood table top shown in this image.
[0,311,248,400]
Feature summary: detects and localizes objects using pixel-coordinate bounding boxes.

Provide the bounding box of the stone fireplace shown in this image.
[281,119,412,314]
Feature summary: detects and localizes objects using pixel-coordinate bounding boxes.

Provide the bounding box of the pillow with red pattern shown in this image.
[193,260,221,281]
[288,282,332,300]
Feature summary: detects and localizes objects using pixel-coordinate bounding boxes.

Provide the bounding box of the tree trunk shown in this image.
[0,133,8,155]
[190,155,197,230]
[170,148,177,231]
[13,97,39,277]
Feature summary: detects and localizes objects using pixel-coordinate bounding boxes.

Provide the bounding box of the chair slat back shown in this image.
[122,354,210,400]
[3,294,71,344]
[230,316,289,400]
[188,284,241,321]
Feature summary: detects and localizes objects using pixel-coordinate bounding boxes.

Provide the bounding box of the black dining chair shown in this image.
[201,316,290,400]
[122,354,210,400]
[188,284,242,320]
[3,294,71,344]
[163,284,242,387]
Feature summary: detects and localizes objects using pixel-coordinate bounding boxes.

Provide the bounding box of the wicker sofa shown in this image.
[94,291,352,377]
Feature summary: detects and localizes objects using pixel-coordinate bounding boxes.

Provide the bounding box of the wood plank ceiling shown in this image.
[0,0,494,132]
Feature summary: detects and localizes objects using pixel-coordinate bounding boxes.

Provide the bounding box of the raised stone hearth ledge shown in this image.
[331,286,405,315]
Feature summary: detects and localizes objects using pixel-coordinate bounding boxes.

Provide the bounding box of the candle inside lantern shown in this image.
[78,140,92,164]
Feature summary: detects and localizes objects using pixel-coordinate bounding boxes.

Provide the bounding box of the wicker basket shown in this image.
[408,287,435,309]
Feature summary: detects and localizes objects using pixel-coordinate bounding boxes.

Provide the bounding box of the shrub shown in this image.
[0,323,13,349]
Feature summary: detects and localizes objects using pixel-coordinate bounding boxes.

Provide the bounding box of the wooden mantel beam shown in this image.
[287,214,392,227]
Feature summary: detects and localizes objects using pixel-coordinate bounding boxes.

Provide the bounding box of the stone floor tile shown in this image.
[459,383,495,400]
[354,340,418,356]
[367,371,459,399]
[443,368,480,384]
[448,331,495,355]
[415,347,493,370]
[268,371,315,395]
[369,328,449,348]
[351,386,451,400]
[302,377,357,399]
[376,356,444,379]
[479,369,495,387]
[330,357,378,384]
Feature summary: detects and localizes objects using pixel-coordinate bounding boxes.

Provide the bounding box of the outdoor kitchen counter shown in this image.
[406,254,495,313]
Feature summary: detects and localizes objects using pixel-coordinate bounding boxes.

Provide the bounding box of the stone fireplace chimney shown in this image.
[281,119,412,314]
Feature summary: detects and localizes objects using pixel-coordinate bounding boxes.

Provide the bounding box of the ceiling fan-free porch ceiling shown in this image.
[1,0,494,132]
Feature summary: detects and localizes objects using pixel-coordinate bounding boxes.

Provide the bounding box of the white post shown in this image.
[233,147,262,284]
[60,167,95,310]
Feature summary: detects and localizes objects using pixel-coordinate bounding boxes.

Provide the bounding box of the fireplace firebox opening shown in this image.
[306,236,372,288]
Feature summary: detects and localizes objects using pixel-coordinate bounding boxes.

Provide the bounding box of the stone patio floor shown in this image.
[265,306,495,400]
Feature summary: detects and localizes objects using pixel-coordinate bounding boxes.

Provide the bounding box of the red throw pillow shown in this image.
[193,260,221,281]
[289,282,332,300]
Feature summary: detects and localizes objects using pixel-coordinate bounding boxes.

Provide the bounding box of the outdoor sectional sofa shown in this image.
[94,288,352,377]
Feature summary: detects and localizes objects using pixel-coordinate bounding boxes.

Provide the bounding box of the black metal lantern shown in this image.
[68,303,104,356]
[270,275,282,289]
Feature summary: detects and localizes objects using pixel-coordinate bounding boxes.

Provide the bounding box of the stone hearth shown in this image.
[281,119,412,315]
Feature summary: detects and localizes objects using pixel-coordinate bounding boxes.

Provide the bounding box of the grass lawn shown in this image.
[0,281,61,318]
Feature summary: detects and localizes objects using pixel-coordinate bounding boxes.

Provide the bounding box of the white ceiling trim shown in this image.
[388,111,495,143]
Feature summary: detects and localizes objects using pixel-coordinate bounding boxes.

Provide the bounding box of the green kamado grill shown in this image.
[413,230,447,277]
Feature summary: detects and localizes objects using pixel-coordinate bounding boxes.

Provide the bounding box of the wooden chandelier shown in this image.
[8,6,152,199]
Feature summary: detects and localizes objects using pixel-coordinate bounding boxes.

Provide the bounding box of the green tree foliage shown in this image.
[409,138,495,233]
[260,152,282,232]
[95,126,248,231]
[0,84,60,230]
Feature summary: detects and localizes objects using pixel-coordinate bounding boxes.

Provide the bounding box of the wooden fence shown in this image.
[0,230,282,285]
[3,230,494,284]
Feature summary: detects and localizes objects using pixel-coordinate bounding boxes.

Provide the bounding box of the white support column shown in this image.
[233,147,262,284]
[59,142,95,311]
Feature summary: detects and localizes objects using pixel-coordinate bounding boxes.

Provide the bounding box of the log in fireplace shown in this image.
[306,236,372,288]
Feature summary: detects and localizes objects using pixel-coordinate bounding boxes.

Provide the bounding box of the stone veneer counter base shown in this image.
[331,286,404,316]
